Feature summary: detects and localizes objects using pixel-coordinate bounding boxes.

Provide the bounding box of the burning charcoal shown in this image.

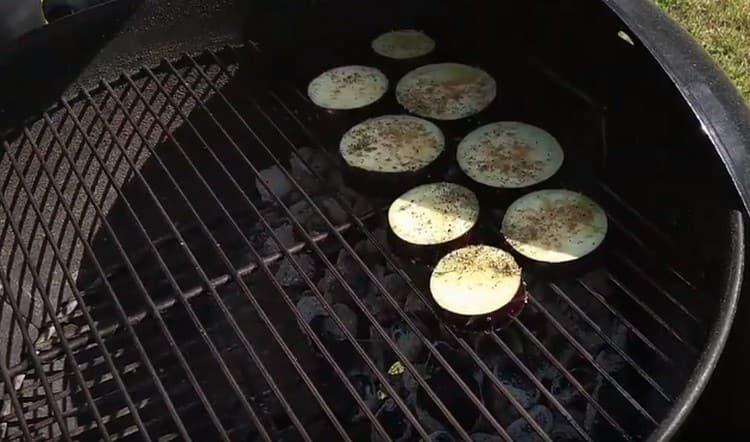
[317,270,344,304]
[391,321,424,362]
[290,147,332,177]
[349,371,379,421]
[255,165,294,202]
[364,293,398,324]
[427,431,456,441]
[415,403,447,433]
[275,254,316,288]
[297,296,327,326]
[404,292,430,315]
[340,185,373,215]
[471,433,503,442]
[262,223,296,256]
[374,398,414,441]
[370,273,409,305]
[420,341,482,430]
[550,367,597,406]
[319,196,348,225]
[492,372,540,410]
[584,376,604,432]
[550,410,584,441]
[336,250,369,295]
[506,404,553,441]
[289,200,315,225]
[321,303,359,340]
[595,349,625,374]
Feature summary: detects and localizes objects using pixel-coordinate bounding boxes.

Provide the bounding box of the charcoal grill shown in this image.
[0,0,747,440]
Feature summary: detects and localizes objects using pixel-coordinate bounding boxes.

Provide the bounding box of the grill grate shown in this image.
[0,45,712,441]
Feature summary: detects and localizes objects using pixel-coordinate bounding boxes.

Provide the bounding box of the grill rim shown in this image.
[0,9,745,435]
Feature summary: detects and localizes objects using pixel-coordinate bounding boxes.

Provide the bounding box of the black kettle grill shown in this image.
[0,0,748,440]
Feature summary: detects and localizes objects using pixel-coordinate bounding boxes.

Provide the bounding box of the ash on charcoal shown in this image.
[506,404,553,441]
[321,303,359,340]
[391,321,424,362]
[262,223,296,256]
[275,254,316,288]
[256,165,294,202]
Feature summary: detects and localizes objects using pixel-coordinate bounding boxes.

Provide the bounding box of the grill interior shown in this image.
[0,3,740,440]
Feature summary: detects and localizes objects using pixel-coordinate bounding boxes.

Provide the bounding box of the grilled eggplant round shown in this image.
[457,121,564,191]
[307,65,388,110]
[501,189,607,264]
[430,245,527,331]
[388,182,479,261]
[396,63,496,120]
[372,29,436,60]
[339,115,446,195]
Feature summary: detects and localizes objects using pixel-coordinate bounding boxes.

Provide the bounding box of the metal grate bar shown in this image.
[9,120,155,440]
[116,72,401,438]
[39,98,200,440]
[607,272,699,354]
[0,358,32,440]
[120,67,389,441]
[0,144,116,441]
[134,59,427,440]
[548,283,672,403]
[185,52,524,440]
[526,292,658,425]
[606,212,699,295]
[76,83,295,442]
[2,208,374,384]
[576,279,673,365]
[57,95,240,442]
[490,332,593,441]
[115,65,370,441]
[614,252,702,326]
[511,318,631,440]
[0,254,73,440]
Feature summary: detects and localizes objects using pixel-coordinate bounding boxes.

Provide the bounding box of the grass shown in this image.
[654,0,750,102]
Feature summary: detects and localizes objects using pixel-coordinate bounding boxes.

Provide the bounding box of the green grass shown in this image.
[655,0,750,102]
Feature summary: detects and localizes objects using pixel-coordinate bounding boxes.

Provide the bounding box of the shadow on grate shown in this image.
[0,45,714,441]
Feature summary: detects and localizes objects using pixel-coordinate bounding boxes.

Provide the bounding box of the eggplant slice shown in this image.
[430,245,527,331]
[396,63,496,120]
[388,182,479,261]
[371,30,436,60]
[307,65,389,110]
[339,115,446,194]
[457,121,564,190]
[501,189,607,263]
